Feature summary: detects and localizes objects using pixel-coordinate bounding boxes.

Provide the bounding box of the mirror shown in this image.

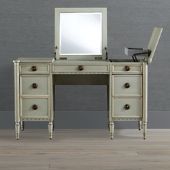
[59,13,102,55]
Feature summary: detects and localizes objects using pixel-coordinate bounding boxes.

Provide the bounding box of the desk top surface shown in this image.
[14,58,144,65]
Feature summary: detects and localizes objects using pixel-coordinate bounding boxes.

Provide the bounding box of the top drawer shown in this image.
[20,63,50,74]
[53,65,108,73]
[112,64,142,74]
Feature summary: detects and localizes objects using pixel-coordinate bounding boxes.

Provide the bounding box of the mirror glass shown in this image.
[59,13,102,55]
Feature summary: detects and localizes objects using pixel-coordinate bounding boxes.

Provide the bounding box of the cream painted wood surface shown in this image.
[21,98,49,118]
[0,129,170,170]
[21,75,49,95]
[52,60,109,73]
[147,27,163,63]
[112,63,142,74]
[14,59,147,139]
[113,75,142,96]
[53,65,108,73]
[20,63,50,74]
[113,97,142,117]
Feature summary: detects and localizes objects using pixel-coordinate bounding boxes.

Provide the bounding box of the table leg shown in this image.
[143,122,147,140]
[48,122,53,139]
[15,122,20,140]
[138,120,142,130]
[20,121,24,131]
[110,122,114,140]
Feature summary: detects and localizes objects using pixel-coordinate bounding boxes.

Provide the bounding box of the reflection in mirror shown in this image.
[60,13,102,55]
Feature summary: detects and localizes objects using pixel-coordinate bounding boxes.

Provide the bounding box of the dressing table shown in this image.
[13,8,163,140]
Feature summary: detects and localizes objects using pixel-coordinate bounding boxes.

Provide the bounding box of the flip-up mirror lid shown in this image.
[54,8,107,60]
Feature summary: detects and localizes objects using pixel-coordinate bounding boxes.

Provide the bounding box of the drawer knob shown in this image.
[32,104,38,110]
[124,104,130,110]
[78,65,84,71]
[124,65,130,71]
[124,83,130,88]
[32,83,38,89]
[31,66,37,71]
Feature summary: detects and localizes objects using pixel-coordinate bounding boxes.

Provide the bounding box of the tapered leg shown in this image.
[110,122,114,139]
[143,122,147,140]
[138,121,142,130]
[15,122,20,140]
[109,122,112,133]
[48,122,53,139]
[53,121,55,131]
[20,121,24,131]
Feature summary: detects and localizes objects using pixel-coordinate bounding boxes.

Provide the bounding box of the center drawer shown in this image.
[20,75,49,95]
[112,75,142,96]
[21,98,49,118]
[53,65,108,73]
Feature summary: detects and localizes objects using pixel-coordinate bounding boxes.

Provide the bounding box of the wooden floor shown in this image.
[0,129,170,170]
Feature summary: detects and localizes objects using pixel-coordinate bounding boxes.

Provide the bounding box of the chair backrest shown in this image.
[147,27,163,63]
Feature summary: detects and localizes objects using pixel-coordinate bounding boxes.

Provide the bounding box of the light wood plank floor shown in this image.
[0,129,170,170]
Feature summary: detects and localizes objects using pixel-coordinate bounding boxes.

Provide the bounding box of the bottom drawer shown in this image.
[21,98,49,118]
[112,97,142,117]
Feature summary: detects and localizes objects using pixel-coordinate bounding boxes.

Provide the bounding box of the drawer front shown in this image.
[113,75,142,96]
[21,75,49,95]
[113,64,142,74]
[53,65,108,73]
[20,63,49,74]
[112,98,142,117]
[21,98,48,118]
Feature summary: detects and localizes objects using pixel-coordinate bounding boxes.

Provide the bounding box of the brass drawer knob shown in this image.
[32,104,38,110]
[124,104,130,110]
[78,65,84,71]
[124,83,130,88]
[32,83,38,89]
[124,65,130,71]
[31,66,37,71]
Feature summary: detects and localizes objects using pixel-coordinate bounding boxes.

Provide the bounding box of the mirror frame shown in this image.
[55,8,107,60]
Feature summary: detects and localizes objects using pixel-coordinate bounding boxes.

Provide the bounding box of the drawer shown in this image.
[21,98,49,118]
[112,64,142,74]
[53,65,108,73]
[113,75,142,96]
[20,63,49,74]
[112,97,142,117]
[20,75,49,95]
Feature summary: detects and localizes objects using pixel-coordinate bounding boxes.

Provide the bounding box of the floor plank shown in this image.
[0,129,170,170]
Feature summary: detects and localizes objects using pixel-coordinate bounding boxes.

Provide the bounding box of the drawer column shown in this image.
[111,63,143,139]
[15,61,53,139]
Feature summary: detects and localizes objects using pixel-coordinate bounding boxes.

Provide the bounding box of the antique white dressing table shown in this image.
[13,8,163,140]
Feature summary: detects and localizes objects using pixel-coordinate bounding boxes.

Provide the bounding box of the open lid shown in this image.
[147,27,163,64]
[54,8,107,60]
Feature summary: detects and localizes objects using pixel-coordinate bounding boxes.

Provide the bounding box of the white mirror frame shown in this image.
[55,8,107,60]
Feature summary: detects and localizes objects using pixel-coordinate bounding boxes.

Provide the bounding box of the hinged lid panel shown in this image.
[147,27,163,64]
